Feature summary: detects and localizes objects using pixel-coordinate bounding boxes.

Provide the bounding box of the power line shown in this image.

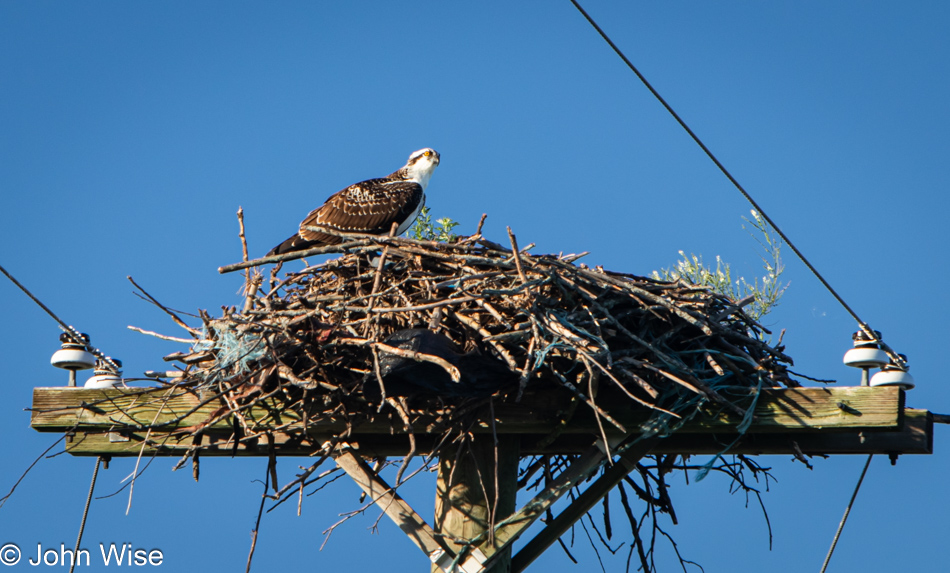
[568,0,902,364]
[0,262,121,373]
[69,457,103,573]
[819,454,873,573]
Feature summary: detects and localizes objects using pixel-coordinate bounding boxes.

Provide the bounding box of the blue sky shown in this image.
[2,2,948,571]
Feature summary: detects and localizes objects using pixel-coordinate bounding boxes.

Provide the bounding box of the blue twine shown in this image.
[193,324,266,378]
[695,373,764,481]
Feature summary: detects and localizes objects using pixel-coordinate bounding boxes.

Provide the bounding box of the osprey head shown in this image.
[403,148,440,189]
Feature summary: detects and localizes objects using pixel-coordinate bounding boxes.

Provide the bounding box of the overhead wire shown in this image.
[568,0,904,367]
[567,3,889,568]
[819,454,873,573]
[69,457,104,573]
[0,262,121,373]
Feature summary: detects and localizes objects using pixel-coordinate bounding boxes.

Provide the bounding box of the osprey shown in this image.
[267,148,440,256]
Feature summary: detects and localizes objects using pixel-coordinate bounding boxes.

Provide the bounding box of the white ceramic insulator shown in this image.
[84,374,121,389]
[51,348,97,370]
[843,347,889,368]
[869,369,915,390]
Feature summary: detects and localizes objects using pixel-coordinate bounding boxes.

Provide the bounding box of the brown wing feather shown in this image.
[299,179,423,242]
[267,179,423,255]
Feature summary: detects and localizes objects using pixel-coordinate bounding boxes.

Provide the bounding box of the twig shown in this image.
[127,325,197,344]
[245,459,272,573]
[0,435,67,510]
[123,388,174,515]
[237,207,262,311]
[515,336,537,401]
[373,342,461,383]
[218,238,375,273]
[386,396,416,486]
[362,222,398,336]
[341,296,479,314]
[238,206,250,263]
[475,213,488,235]
[127,276,201,337]
[371,345,388,406]
[507,226,528,284]
[447,310,518,370]
[580,352,678,417]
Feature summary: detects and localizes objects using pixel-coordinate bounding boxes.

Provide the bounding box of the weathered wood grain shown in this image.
[32,386,905,436]
[59,409,931,457]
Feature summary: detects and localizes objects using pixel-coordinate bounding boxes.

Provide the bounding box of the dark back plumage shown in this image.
[268,149,439,256]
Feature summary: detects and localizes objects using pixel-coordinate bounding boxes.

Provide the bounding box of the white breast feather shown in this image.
[397,196,425,235]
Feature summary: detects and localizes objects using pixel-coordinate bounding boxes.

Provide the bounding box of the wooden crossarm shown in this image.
[31,386,906,435]
[54,411,932,458]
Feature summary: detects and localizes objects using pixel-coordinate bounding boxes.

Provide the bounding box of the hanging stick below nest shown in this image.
[386,396,416,486]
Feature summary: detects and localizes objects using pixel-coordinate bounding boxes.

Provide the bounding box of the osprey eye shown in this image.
[424,150,431,157]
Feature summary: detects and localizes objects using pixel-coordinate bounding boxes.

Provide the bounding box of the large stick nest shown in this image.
[166,230,796,440]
